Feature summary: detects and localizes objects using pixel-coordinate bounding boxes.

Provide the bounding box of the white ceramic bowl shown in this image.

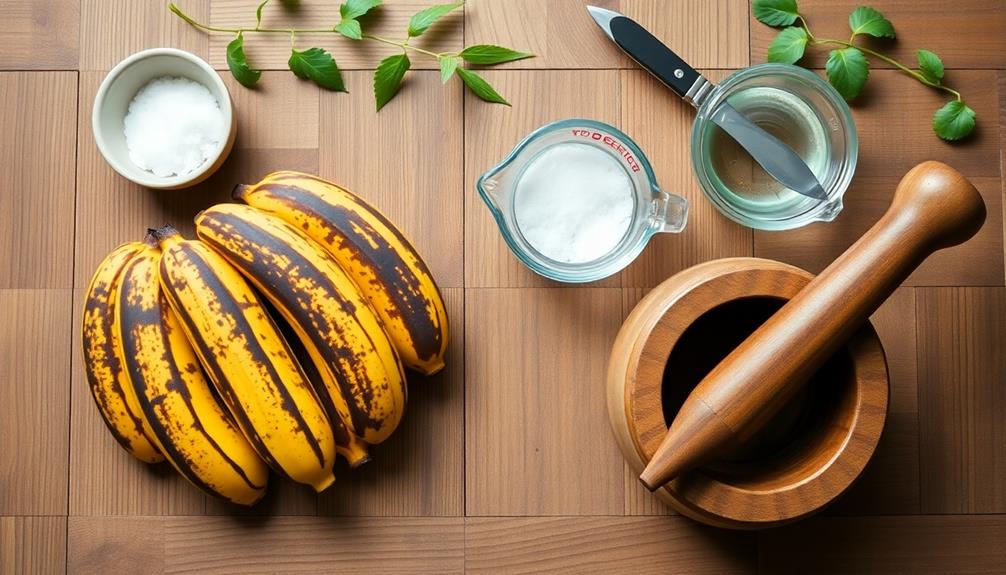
[92,48,236,190]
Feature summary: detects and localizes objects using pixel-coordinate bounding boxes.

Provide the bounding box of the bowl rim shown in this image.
[91,47,234,189]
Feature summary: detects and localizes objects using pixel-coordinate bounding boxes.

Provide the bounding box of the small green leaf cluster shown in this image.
[171,1,533,111]
[753,0,975,141]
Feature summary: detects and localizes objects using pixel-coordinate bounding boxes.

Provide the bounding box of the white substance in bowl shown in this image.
[123,76,226,177]
[514,143,635,264]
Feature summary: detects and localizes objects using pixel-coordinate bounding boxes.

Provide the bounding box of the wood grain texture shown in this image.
[224,72,320,149]
[0,72,77,289]
[0,290,71,516]
[320,70,463,288]
[465,0,750,70]
[750,0,1006,70]
[67,516,464,574]
[80,0,209,71]
[464,69,622,288]
[465,516,757,575]
[0,516,67,575]
[319,289,463,516]
[759,515,1006,574]
[619,69,753,288]
[0,1,78,70]
[465,288,626,515]
[209,0,462,70]
[918,287,1006,513]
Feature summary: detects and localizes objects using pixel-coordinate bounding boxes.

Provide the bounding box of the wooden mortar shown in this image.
[608,161,986,528]
[607,258,888,529]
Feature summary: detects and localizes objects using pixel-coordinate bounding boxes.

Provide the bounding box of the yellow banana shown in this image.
[81,242,163,463]
[195,203,406,447]
[154,226,337,491]
[116,238,267,506]
[265,293,371,466]
[234,171,449,375]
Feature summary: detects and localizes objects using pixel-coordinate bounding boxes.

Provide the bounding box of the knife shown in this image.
[586,6,828,201]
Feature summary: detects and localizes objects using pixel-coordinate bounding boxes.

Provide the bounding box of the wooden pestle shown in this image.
[639,161,986,491]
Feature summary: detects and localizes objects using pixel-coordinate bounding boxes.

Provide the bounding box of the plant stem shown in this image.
[170,3,448,61]
[795,12,963,102]
[362,34,444,59]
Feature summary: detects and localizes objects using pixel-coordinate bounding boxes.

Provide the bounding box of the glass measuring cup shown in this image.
[690,64,858,230]
[477,119,688,283]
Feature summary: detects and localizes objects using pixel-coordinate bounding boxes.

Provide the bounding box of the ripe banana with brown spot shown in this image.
[117,238,267,505]
[154,226,337,491]
[81,241,163,464]
[195,203,406,447]
[234,171,449,375]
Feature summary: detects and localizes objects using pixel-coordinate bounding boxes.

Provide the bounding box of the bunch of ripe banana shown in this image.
[81,172,449,505]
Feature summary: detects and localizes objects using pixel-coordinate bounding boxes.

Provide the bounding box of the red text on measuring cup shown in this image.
[570,129,642,173]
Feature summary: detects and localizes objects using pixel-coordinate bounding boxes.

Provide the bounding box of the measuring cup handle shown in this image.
[655,189,688,233]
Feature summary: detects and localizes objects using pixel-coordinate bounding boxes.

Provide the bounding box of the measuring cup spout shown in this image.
[477,175,504,210]
[815,198,844,223]
[655,190,689,233]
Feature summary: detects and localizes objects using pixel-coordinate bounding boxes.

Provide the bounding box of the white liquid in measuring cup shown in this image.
[513,143,635,264]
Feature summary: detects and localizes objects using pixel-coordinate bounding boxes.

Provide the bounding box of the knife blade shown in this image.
[586,6,828,201]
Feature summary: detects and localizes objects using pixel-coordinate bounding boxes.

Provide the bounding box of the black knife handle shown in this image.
[610,16,707,105]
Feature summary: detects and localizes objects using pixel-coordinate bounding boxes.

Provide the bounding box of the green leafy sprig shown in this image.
[754,0,975,141]
[169,0,533,110]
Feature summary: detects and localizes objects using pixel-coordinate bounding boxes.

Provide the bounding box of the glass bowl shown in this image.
[477,119,688,283]
[691,64,858,230]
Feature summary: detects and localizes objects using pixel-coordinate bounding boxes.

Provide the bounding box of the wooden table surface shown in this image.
[1,0,1004,573]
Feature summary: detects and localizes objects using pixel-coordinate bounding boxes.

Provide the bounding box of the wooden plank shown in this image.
[918,287,1006,513]
[67,516,464,574]
[869,288,918,414]
[319,289,463,516]
[750,0,1006,70]
[74,73,321,288]
[0,516,67,575]
[0,72,77,289]
[0,0,78,70]
[224,72,320,149]
[759,515,1006,574]
[465,0,749,69]
[319,70,463,288]
[80,0,210,71]
[465,288,626,516]
[209,0,462,70]
[465,516,757,574]
[464,69,622,288]
[620,69,753,288]
[0,290,71,516]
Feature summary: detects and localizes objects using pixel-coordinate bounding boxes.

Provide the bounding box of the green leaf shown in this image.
[340,0,382,20]
[458,44,534,65]
[288,47,346,91]
[226,34,261,88]
[933,100,976,141]
[280,0,299,9]
[335,18,363,40]
[752,0,800,27]
[766,26,808,64]
[408,1,464,37]
[373,53,410,110]
[255,0,269,28]
[917,49,944,84]
[456,67,508,105]
[825,47,869,100]
[440,56,459,83]
[848,6,895,39]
